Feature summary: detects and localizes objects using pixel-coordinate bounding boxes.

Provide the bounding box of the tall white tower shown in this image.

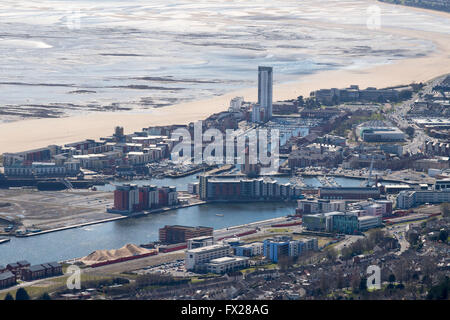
[258,66,273,120]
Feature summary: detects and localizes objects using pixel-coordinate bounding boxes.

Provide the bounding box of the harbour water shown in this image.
[95,173,365,192]
[0,174,378,264]
[0,202,296,265]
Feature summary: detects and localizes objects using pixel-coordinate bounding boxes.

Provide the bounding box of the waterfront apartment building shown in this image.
[112,184,178,213]
[2,145,60,166]
[199,175,302,201]
[258,66,273,120]
[185,244,232,271]
[159,225,214,245]
[4,161,80,177]
[113,184,139,213]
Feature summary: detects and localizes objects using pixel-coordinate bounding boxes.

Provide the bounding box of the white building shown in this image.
[185,244,232,271]
[234,242,264,257]
[358,216,382,231]
[4,162,68,177]
[205,256,249,274]
[229,97,244,112]
[364,204,384,216]
[397,190,450,209]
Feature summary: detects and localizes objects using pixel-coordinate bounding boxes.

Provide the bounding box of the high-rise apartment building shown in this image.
[258,66,273,120]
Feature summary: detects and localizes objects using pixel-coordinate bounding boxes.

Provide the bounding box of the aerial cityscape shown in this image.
[0,0,449,305]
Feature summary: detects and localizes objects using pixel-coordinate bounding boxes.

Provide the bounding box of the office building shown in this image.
[356,121,405,142]
[159,225,213,245]
[397,189,450,209]
[187,236,215,250]
[358,216,382,231]
[185,244,232,271]
[319,187,380,200]
[303,211,361,234]
[297,199,346,215]
[205,256,249,274]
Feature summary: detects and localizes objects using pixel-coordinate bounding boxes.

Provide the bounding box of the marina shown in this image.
[0,202,296,264]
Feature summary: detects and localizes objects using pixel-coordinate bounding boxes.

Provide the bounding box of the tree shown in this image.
[426,277,449,300]
[440,203,450,217]
[438,230,448,243]
[319,272,330,295]
[405,126,415,138]
[325,247,338,262]
[336,269,345,289]
[4,293,14,300]
[278,256,294,271]
[351,272,361,293]
[407,231,419,246]
[388,274,396,284]
[359,277,368,291]
[15,288,30,300]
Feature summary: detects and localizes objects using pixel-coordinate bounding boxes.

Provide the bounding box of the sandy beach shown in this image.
[1,10,450,153]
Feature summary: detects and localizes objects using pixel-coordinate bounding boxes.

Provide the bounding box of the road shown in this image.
[386,224,410,255]
[333,235,364,252]
[385,78,442,155]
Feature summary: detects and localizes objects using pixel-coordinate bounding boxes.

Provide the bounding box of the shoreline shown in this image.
[11,198,295,238]
[1,22,450,153]
[16,200,208,238]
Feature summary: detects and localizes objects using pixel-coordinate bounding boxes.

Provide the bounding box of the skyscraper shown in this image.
[258,66,273,120]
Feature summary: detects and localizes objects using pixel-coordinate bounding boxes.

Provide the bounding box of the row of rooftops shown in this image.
[1,260,60,272]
